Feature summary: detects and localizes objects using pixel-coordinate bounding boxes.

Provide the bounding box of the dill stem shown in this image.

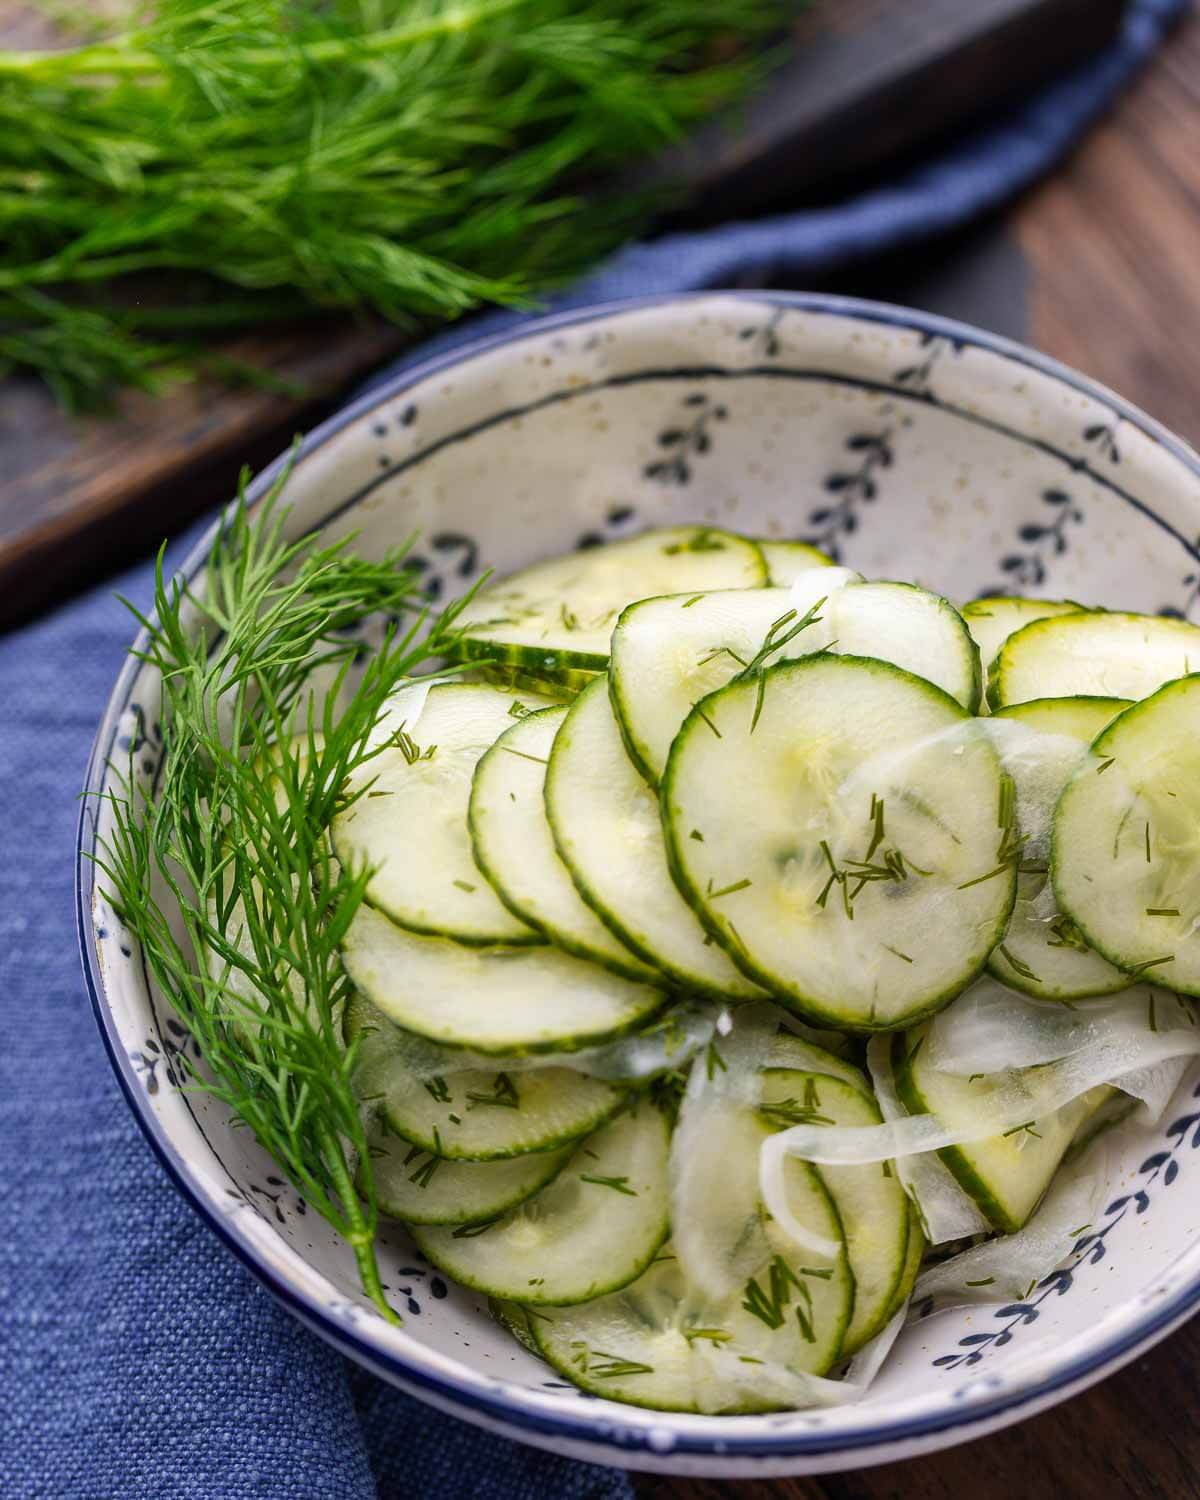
[0,0,529,80]
[316,1118,399,1325]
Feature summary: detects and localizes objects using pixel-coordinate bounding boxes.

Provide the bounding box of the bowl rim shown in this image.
[76,288,1200,1464]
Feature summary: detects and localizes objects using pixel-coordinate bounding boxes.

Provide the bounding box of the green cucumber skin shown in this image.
[343,998,633,1161]
[409,1148,672,1306]
[765,1068,908,1356]
[365,1144,572,1226]
[448,633,612,677]
[659,657,1015,1033]
[489,1299,542,1356]
[467,708,661,986]
[608,663,661,790]
[1050,674,1200,993]
[892,1034,1025,1235]
[988,610,1200,710]
[530,1160,854,1412]
[867,580,983,715]
[885,1206,925,1322]
[545,679,764,1004]
[379,1095,627,1162]
[358,895,546,951]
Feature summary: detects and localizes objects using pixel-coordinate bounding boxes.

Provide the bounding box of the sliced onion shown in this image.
[762,1005,1200,1176]
[911,1134,1115,1313]
[866,1036,989,1245]
[669,1005,834,1299]
[925,978,1152,1076]
[690,1305,906,1414]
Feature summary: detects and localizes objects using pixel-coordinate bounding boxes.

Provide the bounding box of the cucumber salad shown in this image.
[122,510,1200,1416]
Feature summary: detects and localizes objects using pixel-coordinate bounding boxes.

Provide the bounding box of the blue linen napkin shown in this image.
[0,3,1183,1495]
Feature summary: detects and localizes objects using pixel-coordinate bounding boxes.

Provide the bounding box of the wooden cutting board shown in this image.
[0,0,1129,624]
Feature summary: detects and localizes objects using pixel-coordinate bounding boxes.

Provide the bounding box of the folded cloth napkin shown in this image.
[0,3,1183,1496]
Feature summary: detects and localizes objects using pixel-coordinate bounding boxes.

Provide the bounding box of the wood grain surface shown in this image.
[0,0,1128,625]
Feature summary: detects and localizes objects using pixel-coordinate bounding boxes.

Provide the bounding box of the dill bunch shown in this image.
[0,0,780,410]
[95,469,477,1319]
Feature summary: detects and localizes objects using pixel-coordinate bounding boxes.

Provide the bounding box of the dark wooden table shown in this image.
[637,16,1200,1495]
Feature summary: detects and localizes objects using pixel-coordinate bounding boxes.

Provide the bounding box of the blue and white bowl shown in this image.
[78,293,1200,1476]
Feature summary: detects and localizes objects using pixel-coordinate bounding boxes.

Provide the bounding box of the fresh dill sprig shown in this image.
[93,463,480,1323]
[0,0,782,411]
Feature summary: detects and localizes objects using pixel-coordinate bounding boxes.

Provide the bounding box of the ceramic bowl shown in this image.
[78,292,1200,1476]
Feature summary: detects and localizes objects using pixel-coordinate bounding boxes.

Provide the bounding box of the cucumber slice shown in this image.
[961,597,1083,679]
[347,998,626,1159]
[530,1153,851,1413]
[760,1069,910,1354]
[410,1099,671,1304]
[545,677,764,1001]
[610,576,977,786]
[467,663,597,699]
[758,540,835,585]
[832,583,981,714]
[341,904,667,1054]
[767,1033,872,1095]
[1053,674,1200,996]
[893,1030,1112,1233]
[448,527,767,675]
[986,697,1132,1000]
[332,682,549,946]
[368,1124,572,1224]
[663,655,1015,1030]
[469,706,658,983]
[990,611,1200,709]
[489,1299,541,1355]
[885,1206,925,1320]
[609,577,850,786]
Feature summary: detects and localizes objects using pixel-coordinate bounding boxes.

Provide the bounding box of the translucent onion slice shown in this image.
[910,1134,1116,1313]
[691,1305,907,1415]
[670,1005,842,1298]
[762,1002,1200,1197]
[865,1036,989,1245]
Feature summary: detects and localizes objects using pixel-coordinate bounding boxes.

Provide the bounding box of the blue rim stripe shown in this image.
[76,289,1200,1463]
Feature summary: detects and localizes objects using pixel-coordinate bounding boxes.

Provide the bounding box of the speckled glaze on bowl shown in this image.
[78,293,1200,1477]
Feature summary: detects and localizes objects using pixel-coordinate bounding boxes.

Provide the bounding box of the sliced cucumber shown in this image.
[347,997,626,1159]
[760,1069,910,1354]
[833,583,981,714]
[767,1033,872,1095]
[758,540,835,585]
[410,1099,671,1304]
[368,1123,572,1224]
[663,655,1015,1030]
[448,527,767,674]
[341,904,667,1054]
[893,1029,1112,1233]
[1053,674,1200,997]
[609,578,848,786]
[961,597,1083,679]
[990,610,1200,709]
[885,1205,925,1320]
[332,681,548,946]
[467,663,597,699]
[469,706,658,982]
[609,576,977,786]
[530,1149,851,1413]
[985,697,1132,1000]
[545,676,764,1001]
[489,1299,541,1355]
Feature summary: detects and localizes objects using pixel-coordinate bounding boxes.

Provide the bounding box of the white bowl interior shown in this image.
[82,294,1200,1474]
